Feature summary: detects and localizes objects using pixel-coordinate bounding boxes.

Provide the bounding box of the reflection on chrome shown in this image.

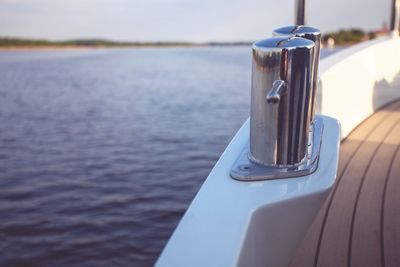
[273,25,321,124]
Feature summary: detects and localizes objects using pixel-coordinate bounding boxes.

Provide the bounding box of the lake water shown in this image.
[0,47,337,267]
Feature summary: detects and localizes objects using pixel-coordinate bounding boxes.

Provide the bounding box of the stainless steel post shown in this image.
[273,26,321,125]
[295,0,307,25]
[249,36,315,166]
[390,0,400,35]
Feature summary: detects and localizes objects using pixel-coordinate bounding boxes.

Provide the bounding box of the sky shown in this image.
[0,0,392,42]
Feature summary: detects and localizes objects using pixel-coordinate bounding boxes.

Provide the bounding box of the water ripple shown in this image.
[0,47,251,267]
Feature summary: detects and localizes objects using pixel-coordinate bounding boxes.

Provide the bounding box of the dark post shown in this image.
[390,0,400,34]
[295,0,307,25]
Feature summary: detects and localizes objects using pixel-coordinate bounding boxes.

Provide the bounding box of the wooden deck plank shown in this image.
[290,100,400,267]
[383,145,400,267]
[350,122,400,267]
[289,104,397,267]
[316,111,400,267]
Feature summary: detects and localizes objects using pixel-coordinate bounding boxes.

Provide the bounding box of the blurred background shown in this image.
[0,0,393,266]
[0,0,392,42]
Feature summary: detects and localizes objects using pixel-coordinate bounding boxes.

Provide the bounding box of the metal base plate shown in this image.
[230,116,324,181]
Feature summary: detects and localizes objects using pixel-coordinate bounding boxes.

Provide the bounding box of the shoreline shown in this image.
[0,45,207,51]
[0,44,258,51]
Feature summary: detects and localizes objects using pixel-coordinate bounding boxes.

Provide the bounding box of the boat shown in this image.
[156,0,400,266]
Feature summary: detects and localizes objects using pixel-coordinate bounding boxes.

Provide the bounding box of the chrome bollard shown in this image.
[230,34,324,181]
[273,25,321,124]
[249,36,315,166]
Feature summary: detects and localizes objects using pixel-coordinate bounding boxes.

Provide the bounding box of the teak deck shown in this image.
[290,100,400,267]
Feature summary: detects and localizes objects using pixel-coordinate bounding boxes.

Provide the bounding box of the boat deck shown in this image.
[290,100,400,267]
